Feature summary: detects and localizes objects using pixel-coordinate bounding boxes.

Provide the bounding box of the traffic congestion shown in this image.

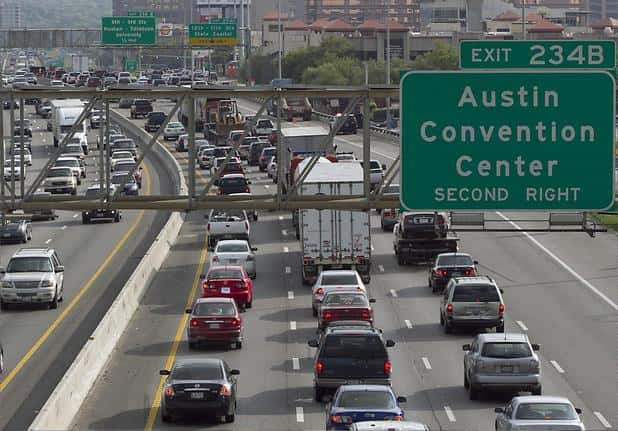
[0,47,616,431]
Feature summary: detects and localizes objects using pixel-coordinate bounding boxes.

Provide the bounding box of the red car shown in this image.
[202,266,253,309]
[318,291,375,330]
[185,297,243,349]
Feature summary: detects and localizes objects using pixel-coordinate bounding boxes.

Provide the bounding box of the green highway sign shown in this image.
[400,71,615,211]
[124,58,138,72]
[128,11,155,17]
[101,16,156,45]
[189,22,237,46]
[460,40,616,69]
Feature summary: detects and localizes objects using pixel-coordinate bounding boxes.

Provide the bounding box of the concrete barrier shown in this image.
[29,112,187,431]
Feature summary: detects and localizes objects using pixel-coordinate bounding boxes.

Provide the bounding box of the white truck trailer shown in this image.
[299,160,371,285]
[51,99,88,147]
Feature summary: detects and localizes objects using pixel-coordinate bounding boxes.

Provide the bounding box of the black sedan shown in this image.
[160,358,239,423]
[428,252,478,293]
[0,220,32,244]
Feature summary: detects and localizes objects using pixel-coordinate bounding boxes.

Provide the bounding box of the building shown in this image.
[0,2,22,29]
[589,0,618,21]
[306,0,421,28]
[252,0,305,28]
[112,0,190,24]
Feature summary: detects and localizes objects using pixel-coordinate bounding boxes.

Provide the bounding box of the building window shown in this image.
[269,24,283,32]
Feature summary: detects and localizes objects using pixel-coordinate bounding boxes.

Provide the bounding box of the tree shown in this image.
[302,57,363,85]
[239,50,276,84]
[411,41,459,70]
[283,36,356,83]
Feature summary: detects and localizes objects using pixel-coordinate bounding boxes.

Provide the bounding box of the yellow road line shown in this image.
[0,163,152,392]
[144,233,209,431]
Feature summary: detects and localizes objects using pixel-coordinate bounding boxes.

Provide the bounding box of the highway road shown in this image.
[0,91,176,428]
[71,99,617,430]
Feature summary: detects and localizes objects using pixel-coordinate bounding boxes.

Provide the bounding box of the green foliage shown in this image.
[283,37,355,83]
[19,0,112,28]
[302,57,363,85]
[239,49,276,84]
[410,41,459,70]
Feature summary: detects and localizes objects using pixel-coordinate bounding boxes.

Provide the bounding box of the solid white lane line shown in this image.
[285,266,291,274]
[516,320,528,331]
[283,246,289,253]
[378,265,385,272]
[444,406,456,422]
[389,289,398,297]
[371,243,375,251]
[594,411,612,428]
[281,229,288,236]
[264,184,270,189]
[45,238,52,244]
[278,215,284,221]
[73,213,79,218]
[496,211,618,311]
[292,357,300,370]
[290,321,297,330]
[296,406,304,423]
[287,291,294,299]
[421,357,432,370]
[550,360,565,374]
[61,225,67,230]
[404,319,413,329]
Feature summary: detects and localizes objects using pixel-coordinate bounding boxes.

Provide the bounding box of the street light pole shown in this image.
[277,0,282,79]
[522,0,527,40]
[386,0,392,127]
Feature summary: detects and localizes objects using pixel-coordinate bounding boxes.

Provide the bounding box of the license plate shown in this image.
[416,217,432,223]
[209,323,220,329]
[227,259,237,264]
[501,365,514,373]
[451,272,461,276]
[347,380,362,385]
[221,287,231,294]
[466,307,481,315]
[190,392,204,400]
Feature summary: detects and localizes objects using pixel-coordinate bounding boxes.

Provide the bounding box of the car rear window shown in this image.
[481,342,531,358]
[214,147,233,157]
[452,285,500,302]
[321,335,387,359]
[515,403,577,420]
[324,293,368,306]
[217,243,249,253]
[194,302,236,316]
[54,160,78,167]
[262,148,276,157]
[149,112,166,120]
[321,274,358,285]
[338,391,394,409]
[437,255,473,266]
[171,363,223,380]
[257,120,272,128]
[134,100,151,106]
[208,269,243,279]
[210,209,245,221]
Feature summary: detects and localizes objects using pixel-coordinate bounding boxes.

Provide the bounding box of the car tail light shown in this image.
[323,311,333,320]
[436,269,447,277]
[315,288,324,295]
[207,223,211,232]
[446,304,453,314]
[384,360,392,375]
[190,318,199,327]
[164,386,175,397]
[361,310,371,319]
[331,415,353,424]
[212,256,219,262]
[231,318,240,327]
[499,303,505,314]
[464,268,476,276]
[316,360,324,374]
[384,209,392,216]
[219,384,232,396]
[438,215,445,224]
[245,187,250,193]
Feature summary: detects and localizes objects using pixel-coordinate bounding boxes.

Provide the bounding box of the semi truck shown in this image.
[51,99,88,147]
[298,160,371,285]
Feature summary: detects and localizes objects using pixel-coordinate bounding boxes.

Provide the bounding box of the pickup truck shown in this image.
[130,99,153,119]
[393,211,459,265]
[360,160,386,191]
[205,209,250,250]
[252,118,274,136]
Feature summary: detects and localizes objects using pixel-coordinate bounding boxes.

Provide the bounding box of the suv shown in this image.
[308,325,396,401]
[248,141,269,166]
[440,276,505,334]
[82,184,122,224]
[144,111,167,132]
[130,99,153,119]
[463,333,541,400]
[0,248,65,309]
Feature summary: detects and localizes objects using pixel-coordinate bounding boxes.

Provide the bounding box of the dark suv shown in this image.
[308,325,395,401]
[144,111,167,132]
[248,141,268,166]
[130,99,153,119]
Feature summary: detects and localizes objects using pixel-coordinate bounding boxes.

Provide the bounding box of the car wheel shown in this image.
[439,312,444,326]
[236,341,242,349]
[188,341,198,350]
[464,371,469,389]
[225,412,235,423]
[314,386,324,402]
[532,385,542,396]
[22,235,27,244]
[114,213,121,223]
[161,408,172,423]
[82,215,89,224]
[444,320,452,334]
[397,255,405,266]
[77,179,81,185]
[246,297,253,308]
[469,384,480,400]
[312,306,318,317]
[253,214,258,221]
[496,323,505,333]
[0,300,5,311]
[49,294,58,310]
[71,189,77,196]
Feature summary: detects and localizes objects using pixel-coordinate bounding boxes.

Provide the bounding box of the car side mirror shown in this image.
[185,308,192,314]
[55,265,65,273]
[494,407,504,414]
[500,289,504,294]
[139,166,143,170]
[531,343,540,351]
[575,408,582,415]
[247,180,252,184]
[462,344,471,351]
[230,369,240,375]
[385,339,395,347]
[473,260,479,265]
[199,274,205,280]
[396,396,407,403]
[159,369,170,376]
[0,267,5,273]
[382,163,386,170]
[308,339,319,348]
[251,247,258,251]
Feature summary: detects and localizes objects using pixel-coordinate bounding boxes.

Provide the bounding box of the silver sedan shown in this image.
[495,395,585,430]
[210,240,257,279]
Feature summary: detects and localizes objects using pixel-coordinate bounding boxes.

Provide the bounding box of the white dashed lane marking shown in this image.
[421,357,432,370]
[378,265,384,272]
[444,406,456,422]
[404,319,413,329]
[289,321,296,330]
[283,246,289,253]
[516,320,528,331]
[550,360,565,374]
[594,411,612,428]
[292,357,300,370]
[389,289,398,298]
[287,291,294,300]
[296,406,304,423]
[285,266,291,274]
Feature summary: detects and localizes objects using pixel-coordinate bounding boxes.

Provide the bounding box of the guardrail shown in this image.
[29,113,187,431]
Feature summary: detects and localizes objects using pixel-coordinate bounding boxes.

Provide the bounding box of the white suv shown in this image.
[0,248,65,310]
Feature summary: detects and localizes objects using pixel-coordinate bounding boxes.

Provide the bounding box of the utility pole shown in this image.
[277,0,282,79]
[386,0,392,127]
[522,0,527,40]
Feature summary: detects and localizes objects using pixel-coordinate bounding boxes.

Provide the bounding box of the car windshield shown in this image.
[116,162,137,171]
[438,255,473,266]
[168,123,183,129]
[112,174,134,184]
[452,285,500,302]
[194,302,236,316]
[171,363,223,381]
[65,145,82,153]
[7,257,53,272]
[324,293,368,306]
[113,141,135,149]
[337,391,395,409]
[112,152,133,159]
[369,160,381,170]
[257,120,272,128]
[321,274,358,285]
[322,335,387,359]
[287,99,305,107]
[48,169,72,177]
[149,113,166,120]
[54,160,78,167]
[481,342,532,358]
[515,403,578,420]
[211,210,245,221]
[263,148,276,156]
[208,269,243,279]
[217,243,249,253]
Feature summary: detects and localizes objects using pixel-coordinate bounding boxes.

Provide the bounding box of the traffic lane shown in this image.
[0,142,172,430]
[369,216,604,430]
[72,211,294,431]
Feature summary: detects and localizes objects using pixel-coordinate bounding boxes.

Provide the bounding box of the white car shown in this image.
[111,151,135,171]
[163,122,185,141]
[267,156,277,179]
[10,148,32,166]
[211,240,257,279]
[54,157,83,184]
[311,270,367,316]
[44,167,77,195]
[3,160,22,181]
[50,80,64,87]
[495,396,585,431]
[253,118,274,136]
